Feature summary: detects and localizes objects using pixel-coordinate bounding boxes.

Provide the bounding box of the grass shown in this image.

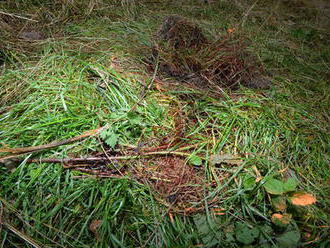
[1,0,329,247]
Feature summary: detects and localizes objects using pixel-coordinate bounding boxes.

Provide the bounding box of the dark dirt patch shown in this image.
[19,30,45,41]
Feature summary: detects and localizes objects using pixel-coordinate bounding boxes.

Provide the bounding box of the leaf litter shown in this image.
[289,192,317,206]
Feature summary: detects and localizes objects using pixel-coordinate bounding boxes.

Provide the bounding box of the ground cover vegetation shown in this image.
[0,0,329,247]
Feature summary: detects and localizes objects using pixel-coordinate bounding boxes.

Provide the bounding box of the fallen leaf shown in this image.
[89,219,102,239]
[263,177,298,195]
[289,192,316,206]
[214,213,225,216]
[271,196,287,212]
[271,213,292,226]
[184,207,198,214]
[235,222,260,245]
[155,83,164,91]
[276,230,300,248]
[227,28,235,34]
[154,79,166,91]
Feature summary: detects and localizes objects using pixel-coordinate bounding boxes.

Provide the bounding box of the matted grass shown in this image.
[1,0,329,247]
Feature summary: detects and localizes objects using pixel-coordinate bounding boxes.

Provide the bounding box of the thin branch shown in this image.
[2,222,42,248]
[25,151,192,164]
[0,126,107,159]
[0,11,38,22]
[72,175,123,179]
[2,150,195,166]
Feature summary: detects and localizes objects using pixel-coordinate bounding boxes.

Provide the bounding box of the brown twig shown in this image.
[1,150,197,169]
[73,168,114,176]
[72,175,123,179]
[2,222,42,248]
[28,157,109,164]
[24,151,193,164]
[0,126,107,160]
[0,11,38,22]
[62,164,95,168]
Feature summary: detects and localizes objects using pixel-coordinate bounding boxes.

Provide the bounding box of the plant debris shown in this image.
[138,156,205,209]
[271,213,292,227]
[289,192,317,206]
[89,219,102,240]
[147,15,271,92]
[157,15,207,50]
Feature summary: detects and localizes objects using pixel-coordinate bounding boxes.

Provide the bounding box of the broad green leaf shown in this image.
[225,225,235,242]
[127,112,143,125]
[260,224,273,236]
[263,178,285,195]
[243,175,256,190]
[259,244,272,248]
[193,214,219,246]
[100,129,118,148]
[283,178,298,193]
[189,155,202,166]
[235,222,260,245]
[106,134,118,148]
[264,177,298,195]
[276,231,300,248]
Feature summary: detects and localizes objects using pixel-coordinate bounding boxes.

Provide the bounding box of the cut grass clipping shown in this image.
[1,0,330,247]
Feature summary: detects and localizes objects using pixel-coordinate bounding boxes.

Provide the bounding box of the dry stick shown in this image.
[0,126,107,160]
[73,168,114,176]
[62,164,95,168]
[0,11,38,22]
[0,198,85,248]
[2,222,42,248]
[22,151,193,164]
[72,175,123,179]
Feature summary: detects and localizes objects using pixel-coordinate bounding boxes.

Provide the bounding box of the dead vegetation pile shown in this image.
[148,15,271,92]
[138,156,205,210]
